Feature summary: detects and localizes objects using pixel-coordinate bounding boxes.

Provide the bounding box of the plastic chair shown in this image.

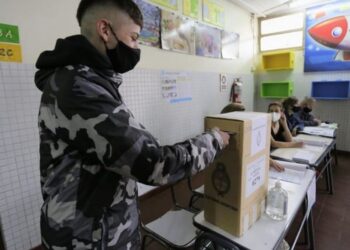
[141,184,200,249]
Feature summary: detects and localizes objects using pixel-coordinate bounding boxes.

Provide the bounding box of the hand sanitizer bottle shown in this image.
[266,180,288,220]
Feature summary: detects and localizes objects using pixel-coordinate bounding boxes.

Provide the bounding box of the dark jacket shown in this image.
[284,111,304,132]
[296,110,318,126]
[35,35,223,249]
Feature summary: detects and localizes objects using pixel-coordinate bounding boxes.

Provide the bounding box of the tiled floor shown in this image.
[311,152,350,250]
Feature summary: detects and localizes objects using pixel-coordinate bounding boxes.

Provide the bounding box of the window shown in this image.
[260,12,304,52]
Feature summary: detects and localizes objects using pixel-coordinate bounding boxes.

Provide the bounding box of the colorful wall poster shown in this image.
[221,30,239,59]
[195,23,221,58]
[0,23,22,62]
[161,71,192,104]
[150,0,178,10]
[161,10,195,54]
[304,1,350,72]
[202,0,224,28]
[183,0,200,20]
[135,0,161,47]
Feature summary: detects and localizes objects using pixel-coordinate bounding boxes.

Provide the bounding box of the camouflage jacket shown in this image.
[35,35,223,249]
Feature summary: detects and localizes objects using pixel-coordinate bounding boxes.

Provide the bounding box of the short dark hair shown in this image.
[282,96,298,111]
[77,0,143,28]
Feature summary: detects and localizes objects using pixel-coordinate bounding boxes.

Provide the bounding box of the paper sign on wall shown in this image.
[251,116,268,156]
[0,23,22,63]
[245,156,266,198]
[219,73,228,92]
[0,43,22,62]
[161,71,192,104]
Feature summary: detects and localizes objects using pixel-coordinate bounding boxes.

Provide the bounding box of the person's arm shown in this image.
[271,137,303,148]
[269,158,285,172]
[280,113,293,142]
[56,77,227,186]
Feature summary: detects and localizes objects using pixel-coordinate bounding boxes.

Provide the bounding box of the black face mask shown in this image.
[292,106,301,112]
[105,24,140,73]
[303,107,312,113]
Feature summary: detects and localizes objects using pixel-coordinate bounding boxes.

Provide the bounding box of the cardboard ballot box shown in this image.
[204,112,271,237]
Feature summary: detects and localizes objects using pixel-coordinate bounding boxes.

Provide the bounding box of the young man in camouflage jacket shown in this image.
[35,0,229,249]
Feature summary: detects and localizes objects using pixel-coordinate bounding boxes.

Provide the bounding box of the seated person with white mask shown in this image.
[268,102,304,149]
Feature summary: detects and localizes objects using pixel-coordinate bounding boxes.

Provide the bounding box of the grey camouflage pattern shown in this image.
[37,64,223,249]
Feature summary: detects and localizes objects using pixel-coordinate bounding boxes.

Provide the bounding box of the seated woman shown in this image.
[282,96,304,136]
[296,97,321,126]
[268,102,304,148]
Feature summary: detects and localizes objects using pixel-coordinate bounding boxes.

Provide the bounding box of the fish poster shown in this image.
[221,30,239,59]
[304,0,350,72]
[134,0,161,47]
[195,23,221,58]
[161,10,196,55]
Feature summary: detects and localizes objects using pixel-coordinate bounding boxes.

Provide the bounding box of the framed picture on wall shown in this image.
[304,0,350,72]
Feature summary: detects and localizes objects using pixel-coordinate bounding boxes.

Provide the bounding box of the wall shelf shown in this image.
[311,80,350,100]
[261,81,294,98]
[262,51,295,71]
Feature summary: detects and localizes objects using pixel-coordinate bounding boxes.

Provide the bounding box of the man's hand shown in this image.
[216,129,230,148]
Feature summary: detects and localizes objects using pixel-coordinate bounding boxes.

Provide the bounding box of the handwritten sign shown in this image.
[161,71,192,104]
[0,23,20,44]
[0,43,22,62]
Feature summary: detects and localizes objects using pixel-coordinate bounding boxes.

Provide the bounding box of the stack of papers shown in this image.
[302,126,336,138]
[320,123,338,129]
[292,150,317,164]
[269,160,308,184]
[295,134,333,147]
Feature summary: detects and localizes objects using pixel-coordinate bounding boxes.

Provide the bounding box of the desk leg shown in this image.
[328,159,334,195]
[307,210,315,250]
[333,143,338,166]
[324,157,331,193]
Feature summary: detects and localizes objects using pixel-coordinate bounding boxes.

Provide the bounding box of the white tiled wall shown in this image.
[0,62,254,249]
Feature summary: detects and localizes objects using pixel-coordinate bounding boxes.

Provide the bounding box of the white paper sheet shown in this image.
[307,176,316,217]
[246,155,266,198]
[251,116,268,156]
[269,160,307,184]
[302,126,336,138]
[292,150,317,164]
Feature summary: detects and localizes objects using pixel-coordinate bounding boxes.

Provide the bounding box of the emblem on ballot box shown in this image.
[212,163,230,196]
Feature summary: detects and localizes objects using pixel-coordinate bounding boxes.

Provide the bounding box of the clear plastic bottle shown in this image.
[266,180,288,220]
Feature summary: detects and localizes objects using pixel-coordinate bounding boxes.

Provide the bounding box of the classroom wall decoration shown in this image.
[0,23,22,62]
[150,0,178,10]
[195,22,221,58]
[183,0,200,20]
[202,0,225,28]
[135,0,161,47]
[161,10,196,54]
[221,30,239,59]
[304,0,350,72]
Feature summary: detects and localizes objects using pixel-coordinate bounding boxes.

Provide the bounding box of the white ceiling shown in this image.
[228,0,338,17]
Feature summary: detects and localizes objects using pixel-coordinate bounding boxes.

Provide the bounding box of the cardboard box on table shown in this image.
[204,112,271,237]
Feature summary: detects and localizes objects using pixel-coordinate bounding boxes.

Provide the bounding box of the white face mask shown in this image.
[271,112,281,123]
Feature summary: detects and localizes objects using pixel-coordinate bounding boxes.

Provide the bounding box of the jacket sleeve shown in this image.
[56,75,224,185]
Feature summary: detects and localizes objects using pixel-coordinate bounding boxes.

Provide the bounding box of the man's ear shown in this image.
[96,19,110,43]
